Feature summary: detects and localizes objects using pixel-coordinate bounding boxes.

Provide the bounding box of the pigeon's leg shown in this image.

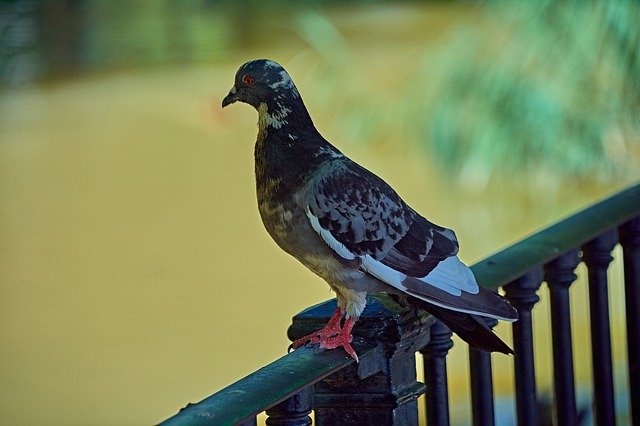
[317,316,358,362]
[289,308,359,362]
[289,307,345,351]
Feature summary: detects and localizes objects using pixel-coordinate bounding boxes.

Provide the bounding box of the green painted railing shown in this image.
[160,183,640,426]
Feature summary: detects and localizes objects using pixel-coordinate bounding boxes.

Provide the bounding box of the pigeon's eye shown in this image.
[242,75,255,86]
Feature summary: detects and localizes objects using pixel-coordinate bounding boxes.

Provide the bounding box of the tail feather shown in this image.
[403,275,519,322]
[408,297,514,355]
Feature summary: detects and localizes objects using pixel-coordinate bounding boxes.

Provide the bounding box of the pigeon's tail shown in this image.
[407,298,514,355]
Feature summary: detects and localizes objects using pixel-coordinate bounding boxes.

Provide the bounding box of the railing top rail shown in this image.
[160,345,369,425]
[159,182,640,425]
[472,183,640,290]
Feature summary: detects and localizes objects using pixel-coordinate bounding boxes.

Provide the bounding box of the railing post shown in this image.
[544,249,580,426]
[503,268,543,426]
[288,295,434,426]
[420,321,453,426]
[582,230,618,426]
[468,317,498,426]
[620,216,640,426]
[265,387,313,426]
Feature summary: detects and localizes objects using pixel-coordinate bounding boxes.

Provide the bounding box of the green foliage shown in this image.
[424,0,640,185]
[298,1,640,187]
[81,0,232,69]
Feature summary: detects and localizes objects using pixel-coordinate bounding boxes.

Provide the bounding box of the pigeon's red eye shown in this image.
[242,75,255,86]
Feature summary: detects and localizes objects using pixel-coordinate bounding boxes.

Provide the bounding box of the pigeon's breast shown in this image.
[257,198,299,252]
[257,182,315,256]
[256,174,390,294]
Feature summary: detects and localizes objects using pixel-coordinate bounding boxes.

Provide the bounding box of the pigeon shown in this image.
[221,59,518,361]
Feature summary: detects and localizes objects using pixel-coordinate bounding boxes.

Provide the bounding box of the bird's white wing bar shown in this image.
[361,254,477,296]
[361,251,512,321]
[360,255,407,287]
[306,206,478,297]
[306,207,357,261]
[420,256,479,295]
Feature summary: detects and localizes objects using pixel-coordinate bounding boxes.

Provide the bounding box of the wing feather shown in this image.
[305,159,517,321]
[308,161,464,286]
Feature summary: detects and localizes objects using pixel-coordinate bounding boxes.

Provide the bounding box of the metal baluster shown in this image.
[504,269,543,426]
[468,317,498,426]
[544,250,580,426]
[582,230,618,426]
[265,387,313,426]
[420,321,454,426]
[620,217,640,426]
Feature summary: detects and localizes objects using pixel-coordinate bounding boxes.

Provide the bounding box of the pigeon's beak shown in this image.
[221,86,238,108]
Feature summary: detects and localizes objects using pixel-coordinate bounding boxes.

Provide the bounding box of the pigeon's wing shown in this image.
[306,161,517,322]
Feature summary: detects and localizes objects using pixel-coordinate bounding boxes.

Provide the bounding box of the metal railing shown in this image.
[160,183,640,426]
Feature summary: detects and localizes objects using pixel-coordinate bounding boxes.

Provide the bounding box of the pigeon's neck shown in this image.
[256,100,314,138]
[254,101,343,202]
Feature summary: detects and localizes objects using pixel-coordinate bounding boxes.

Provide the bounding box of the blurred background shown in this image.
[1,0,639,424]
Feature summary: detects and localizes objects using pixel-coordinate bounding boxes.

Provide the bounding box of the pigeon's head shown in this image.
[221,59,300,110]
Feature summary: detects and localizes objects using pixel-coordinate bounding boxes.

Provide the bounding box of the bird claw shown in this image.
[287,336,319,352]
[289,332,358,362]
[318,334,358,362]
[288,317,359,361]
[289,329,339,351]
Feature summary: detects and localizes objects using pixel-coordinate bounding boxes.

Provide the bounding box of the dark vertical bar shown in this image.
[582,230,618,426]
[504,269,543,426]
[620,217,640,426]
[468,317,498,426]
[544,249,580,426]
[420,321,454,426]
[265,387,313,426]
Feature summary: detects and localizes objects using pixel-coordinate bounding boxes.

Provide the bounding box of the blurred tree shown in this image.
[0,0,42,86]
[422,0,640,188]
[301,0,640,189]
[41,0,82,79]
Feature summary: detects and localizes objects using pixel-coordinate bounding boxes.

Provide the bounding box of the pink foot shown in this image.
[289,308,344,350]
[289,309,359,361]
